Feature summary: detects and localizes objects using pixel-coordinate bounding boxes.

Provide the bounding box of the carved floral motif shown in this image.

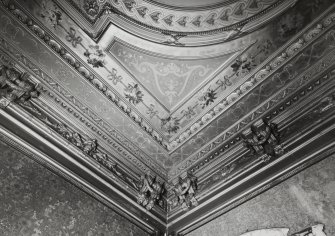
[137,173,164,210]
[40,1,62,29]
[161,116,180,134]
[65,27,82,48]
[170,172,198,210]
[0,63,140,190]
[0,65,39,108]
[84,45,106,68]
[198,88,217,109]
[124,83,143,105]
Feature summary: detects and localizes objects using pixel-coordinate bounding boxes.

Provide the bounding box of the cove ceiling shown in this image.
[0,0,335,235]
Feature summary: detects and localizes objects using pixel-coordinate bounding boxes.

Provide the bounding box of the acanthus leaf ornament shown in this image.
[170,172,198,210]
[242,119,284,162]
[0,65,39,109]
[43,117,98,156]
[137,172,164,211]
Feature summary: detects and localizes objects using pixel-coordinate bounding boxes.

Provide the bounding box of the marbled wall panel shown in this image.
[188,154,335,236]
[0,140,149,236]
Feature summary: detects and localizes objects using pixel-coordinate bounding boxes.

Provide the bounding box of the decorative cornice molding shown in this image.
[193,72,334,195]
[5,0,335,167]
[137,172,165,211]
[0,2,170,151]
[173,56,335,179]
[0,126,161,235]
[167,10,335,153]
[3,0,335,182]
[169,9,335,177]
[0,43,167,179]
[168,75,335,224]
[0,61,151,193]
[174,134,335,235]
[168,172,198,211]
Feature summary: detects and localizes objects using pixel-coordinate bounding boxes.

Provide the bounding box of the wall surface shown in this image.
[188,154,335,236]
[0,140,148,236]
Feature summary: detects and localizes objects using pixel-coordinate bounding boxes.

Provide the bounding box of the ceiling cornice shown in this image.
[1,0,335,235]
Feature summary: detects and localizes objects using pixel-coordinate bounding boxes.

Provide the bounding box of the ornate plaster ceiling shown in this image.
[56,0,299,45]
[144,0,231,9]
[1,0,335,235]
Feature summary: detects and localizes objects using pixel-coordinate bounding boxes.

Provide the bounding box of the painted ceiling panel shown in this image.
[109,40,238,112]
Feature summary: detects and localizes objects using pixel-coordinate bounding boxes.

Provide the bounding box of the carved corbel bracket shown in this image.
[242,119,284,162]
[0,65,39,109]
[169,172,198,211]
[136,172,164,211]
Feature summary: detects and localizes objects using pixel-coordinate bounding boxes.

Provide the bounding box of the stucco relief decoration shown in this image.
[242,119,283,162]
[161,116,180,134]
[40,1,62,29]
[124,83,144,105]
[84,0,100,17]
[40,117,139,188]
[170,172,198,210]
[137,173,164,210]
[198,88,217,109]
[43,118,98,155]
[65,0,283,36]
[84,45,106,68]
[162,33,186,46]
[0,65,39,109]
